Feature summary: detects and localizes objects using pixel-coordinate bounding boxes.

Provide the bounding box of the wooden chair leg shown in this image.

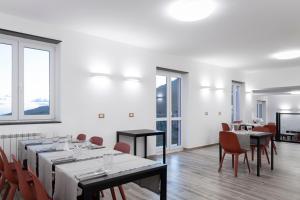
[7,184,17,200]
[0,173,5,191]
[245,153,251,173]
[218,152,226,172]
[234,154,239,177]
[118,185,126,200]
[264,146,270,164]
[2,183,10,200]
[110,187,117,200]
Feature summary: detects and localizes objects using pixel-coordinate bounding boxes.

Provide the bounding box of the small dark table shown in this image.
[117,129,166,164]
[78,163,167,200]
[219,132,274,176]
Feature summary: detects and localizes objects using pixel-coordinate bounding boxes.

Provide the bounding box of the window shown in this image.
[256,100,266,122]
[231,82,242,122]
[0,35,58,122]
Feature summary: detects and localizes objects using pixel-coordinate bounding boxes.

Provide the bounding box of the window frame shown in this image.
[0,34,57,122]
[0,37,18,121]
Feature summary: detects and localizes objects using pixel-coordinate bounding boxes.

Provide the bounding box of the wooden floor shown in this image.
[14,142,300,200]
[117,142,300,200]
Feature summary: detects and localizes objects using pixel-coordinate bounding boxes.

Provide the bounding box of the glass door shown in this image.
[156,71,182,150]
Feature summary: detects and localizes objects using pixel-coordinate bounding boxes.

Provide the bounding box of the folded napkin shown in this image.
[75,169,108,181]
[89,145,105,150]
[52,156,76,164]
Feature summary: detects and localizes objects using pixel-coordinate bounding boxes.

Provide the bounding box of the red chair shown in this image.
[109,142,130,200]
[12,155,35,200]
[221,123,230,131]
[0,148,34,200]
[28,167,52,200]
[76,133,87,141]
[251,126,271,164]
[218,131,250,177]
[89,136,103,146]
[0,148,19,200]
[264,124,277,154]
[0,150,13,199]
[114,142,130,154]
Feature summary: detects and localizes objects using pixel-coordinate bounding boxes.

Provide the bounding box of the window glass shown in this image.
[171,120,181,145]
[24,48,50,115]
[156,75,167,118]
[171,77,181,117]
[156,121,167,147]
[0,43,12,116]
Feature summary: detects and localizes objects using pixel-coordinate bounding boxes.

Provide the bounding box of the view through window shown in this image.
[0,36,57,121]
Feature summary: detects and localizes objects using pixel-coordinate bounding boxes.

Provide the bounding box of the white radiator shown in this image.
[0,133,41,161]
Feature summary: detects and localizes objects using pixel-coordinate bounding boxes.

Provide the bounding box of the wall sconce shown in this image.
[214,87,225,91]
[124,77,142,82]
[200,86,211,90]
[89,72,110,78]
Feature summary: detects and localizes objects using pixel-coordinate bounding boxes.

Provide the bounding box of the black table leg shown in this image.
[160,167,167,200]
[163,132,166,164]
[232,154,234,169]
[117,133,120,143]
[271,136,274,170]
[82,189,94,200]
[134,137,137,156]
[144,136,147,158]
[257,138,260,176]
[219,143,222,163]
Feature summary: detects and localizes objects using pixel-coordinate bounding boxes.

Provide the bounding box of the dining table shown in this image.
[219,131,274,176]
[231,123,263,131]
[18,138,167,200]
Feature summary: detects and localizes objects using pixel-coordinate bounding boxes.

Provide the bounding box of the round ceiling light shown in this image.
[167,0,217,22]
[271,50,300,60]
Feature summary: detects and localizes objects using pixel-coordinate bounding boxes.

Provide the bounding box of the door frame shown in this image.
[156,70,183,153]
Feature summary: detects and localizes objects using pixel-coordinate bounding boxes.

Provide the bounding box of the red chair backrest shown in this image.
[12,155,35,200]
[114,142,130,154]
[219,131,242,153]
[28,167,51,200]
[0,147,17,184]
[76,133,86,141]
[221,123,230,131]
[89,136,103,146]
[252,126,269,132]
[264,124,276,136]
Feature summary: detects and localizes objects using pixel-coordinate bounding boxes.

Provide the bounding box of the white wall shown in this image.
[0,13,243,155]
[244,66,300,90]
[244,66,300,124]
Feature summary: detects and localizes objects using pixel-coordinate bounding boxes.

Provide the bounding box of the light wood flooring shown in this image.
[121,142,300,200]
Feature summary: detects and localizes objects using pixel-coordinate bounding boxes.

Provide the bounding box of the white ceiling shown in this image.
[1,0,300,70]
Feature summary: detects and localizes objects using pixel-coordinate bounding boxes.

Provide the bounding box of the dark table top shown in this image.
[78,163,166,189]
[249,132,273,138]
[117,129,165,137]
